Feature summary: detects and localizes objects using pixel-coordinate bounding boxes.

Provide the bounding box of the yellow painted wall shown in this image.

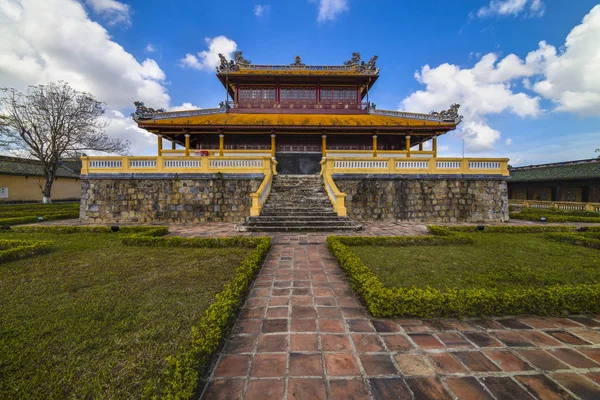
[0,175,81,202]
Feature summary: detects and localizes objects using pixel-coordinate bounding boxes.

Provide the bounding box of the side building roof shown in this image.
[510,158,600,182]
[0,156,80,179]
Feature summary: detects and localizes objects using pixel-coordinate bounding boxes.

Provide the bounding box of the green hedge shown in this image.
[0,225,169,236]
[511,208,600,223]
[0,212,80,226]
[136,236,271,399]
[441,225,576,233]
[327,226,600,318]
[0,239,53,264]
[545,232,600,250]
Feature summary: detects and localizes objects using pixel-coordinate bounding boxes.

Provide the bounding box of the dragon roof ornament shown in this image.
[216,51,380,74]
[131,101,166,121]
[430,104,463,123]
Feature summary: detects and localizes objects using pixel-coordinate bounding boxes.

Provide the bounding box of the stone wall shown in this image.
[80,176,262,223]
[334,176,509,222]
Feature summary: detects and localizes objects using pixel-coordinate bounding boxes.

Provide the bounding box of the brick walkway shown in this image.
[202,238,600,400]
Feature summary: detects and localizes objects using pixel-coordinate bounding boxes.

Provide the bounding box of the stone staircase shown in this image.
[238,175,362,232]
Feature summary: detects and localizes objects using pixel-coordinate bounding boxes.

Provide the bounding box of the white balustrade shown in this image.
[436,161,461,169]
[89,160,122,168]
[469,161,501,170]
[164,160,201,168]
[129,160,156,168]
[209,159,263,168]
[396,161,429,169]
[333,160,388,169]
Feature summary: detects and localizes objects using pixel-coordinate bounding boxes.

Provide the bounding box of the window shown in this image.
[321,87,357,102]
[280,87,316,101]
[238,87,275,101]
[0,188,7,198]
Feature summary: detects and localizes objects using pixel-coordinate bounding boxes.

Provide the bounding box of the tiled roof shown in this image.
[138,112,452,128]
[510,159,600,182]
[0,156,80,178]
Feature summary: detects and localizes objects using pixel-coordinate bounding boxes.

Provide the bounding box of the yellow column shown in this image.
[322,134,327,157]
[271,134,276,157]
[184,134,190,157]
[157,134,163,156]
[372,135,378,157]
[432,135,437,158]
[219,133,224,157]
[405,135,411,158]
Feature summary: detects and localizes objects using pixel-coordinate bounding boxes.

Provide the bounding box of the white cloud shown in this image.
[254,4,270,17]
[180,36,237,71]
[169,102,200,111]
[505,138,513,146]
[0,0,169,110]
[103,110,156,155]
[313,0,348,22]
[401,4,600,152]
[476,0,545,19]
[145,43,155,52]
[85,0,130,26]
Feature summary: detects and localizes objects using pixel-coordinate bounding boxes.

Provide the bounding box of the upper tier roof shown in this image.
[215,52,379,77]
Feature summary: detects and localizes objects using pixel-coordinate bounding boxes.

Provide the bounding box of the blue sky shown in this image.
[1,0,599,164]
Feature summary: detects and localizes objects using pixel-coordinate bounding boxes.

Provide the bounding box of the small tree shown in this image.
[0,82,130,203]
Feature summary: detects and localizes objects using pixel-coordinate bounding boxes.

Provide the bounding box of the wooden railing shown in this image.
[81,156,275,175]
[250,159,278,216]
[320,157,509,176]
[509,199,600,213]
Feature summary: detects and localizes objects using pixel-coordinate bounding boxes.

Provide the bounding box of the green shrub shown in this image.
[0,225,169,236]
[148,236,271,399]
[0,212,79,226]
[545,232,600,250]
[0,239,53,264]
[327,227,600,318]
[510,207,600,222]
[440,225,576,233]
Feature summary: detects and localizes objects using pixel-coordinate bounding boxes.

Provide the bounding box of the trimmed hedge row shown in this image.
[0,225,169,236]
[441,225,577,233]
[545,232,600,250]
[327,226,600,318]
[511,208,600,223]
[122,235,261,249]
[140,236,271,400]
[0,239,53,264]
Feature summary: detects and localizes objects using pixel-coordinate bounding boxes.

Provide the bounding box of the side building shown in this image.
[509,158,600,203]
[80,53,509,224]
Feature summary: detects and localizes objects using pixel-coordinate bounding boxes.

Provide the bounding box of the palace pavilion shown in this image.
[80,52,509,226]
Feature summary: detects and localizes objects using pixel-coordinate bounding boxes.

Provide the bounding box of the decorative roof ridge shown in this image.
[132,103,226,121]
[370,104,463,124]
[511,158,600,170]
[216,52,379,74]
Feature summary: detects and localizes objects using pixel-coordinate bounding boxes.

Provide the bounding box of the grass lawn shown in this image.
[0,202,80,225]
[0,231,251,399]
[351,232,600,291]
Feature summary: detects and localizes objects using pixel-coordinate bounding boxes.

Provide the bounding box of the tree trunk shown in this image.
[42,175,54,203]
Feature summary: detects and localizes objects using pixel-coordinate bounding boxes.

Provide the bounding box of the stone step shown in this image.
[247,215,347,221]
[245,219,357,227]
[238,225,362,232]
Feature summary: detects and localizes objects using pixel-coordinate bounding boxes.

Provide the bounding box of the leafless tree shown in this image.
[0,81,130,202]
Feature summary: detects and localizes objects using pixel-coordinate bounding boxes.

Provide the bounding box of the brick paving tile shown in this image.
[257,334,288,353]
[381,334,414,351]
[328,379,371,400]
[428,353,468,374]
[359,354,397,376]
[368,378,412,399]
[197,231,600,399]
[290,334,319,352]
[436,331,474,349]
[463,331,505,348]
[203,379,245,400]
[351,334,385,352]
[289,353,323,377]
[550,348,600,369]
[214,355,252,378]
[452,351,501,373]
[516,374,575,400]
[405,377,453,400]
[287,378,327,400]
[483,349,535,372]
[446,377,494,400]
[480,376,536,399]
[547,330,593,346]
[250,354,287,378]
[552,373,600,400]
[516,349,571,371]
[245,379,285,400]
[325,354,361,376]
[408,333,446,349]
[394,354,436,376]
